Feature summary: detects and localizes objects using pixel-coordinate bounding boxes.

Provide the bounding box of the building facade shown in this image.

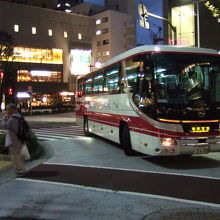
[0,1,94,107]
[92,10,135,67]
[0,0,58,9]
[168,0,220,50]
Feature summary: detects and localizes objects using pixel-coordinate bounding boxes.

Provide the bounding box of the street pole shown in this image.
[194,0,206,47]
[196,0,200,47]
[148,12,177,45]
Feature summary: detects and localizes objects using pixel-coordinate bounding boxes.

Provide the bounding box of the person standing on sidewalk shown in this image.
[2,103,27,175]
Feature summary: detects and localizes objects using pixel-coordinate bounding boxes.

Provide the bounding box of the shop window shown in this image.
[104,64,119,94]
[103,39,109,45]
[10,47,63,64]
[171,4,195,46]
[17,70,62,82]
[93,72,104,94]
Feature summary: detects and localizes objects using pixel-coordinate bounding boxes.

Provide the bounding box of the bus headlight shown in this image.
[160,138,177,147]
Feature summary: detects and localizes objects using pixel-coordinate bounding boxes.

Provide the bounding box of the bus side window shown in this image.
[77,78,84,97]
[84,77,93,95]
[93,71,104,95]
[104,64,119,94]
[125,58,140,93]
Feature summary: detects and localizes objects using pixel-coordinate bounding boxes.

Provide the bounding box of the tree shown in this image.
[0,31,15,111]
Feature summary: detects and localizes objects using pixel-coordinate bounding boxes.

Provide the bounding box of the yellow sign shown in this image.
[191,127,210,133]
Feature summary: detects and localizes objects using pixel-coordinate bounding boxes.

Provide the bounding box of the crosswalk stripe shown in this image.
[32,130,84,134]
[34,133,72,139]
[32,128,84,132]
[38,137,57,141]
[34,132,84,138]
[33,126,85,141]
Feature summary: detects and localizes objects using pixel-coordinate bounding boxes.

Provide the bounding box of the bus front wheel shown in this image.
[84,116,91,136]
[121,124,135,156]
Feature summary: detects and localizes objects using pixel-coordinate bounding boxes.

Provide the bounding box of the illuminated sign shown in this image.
[70,49,91,75]
[7,47,63,64]
[30,70,51,77]
[191,127,210,133]
[60,92,74,96]
[17,92,31,98]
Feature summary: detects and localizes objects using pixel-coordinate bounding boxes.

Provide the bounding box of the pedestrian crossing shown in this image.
[32,125,84,141]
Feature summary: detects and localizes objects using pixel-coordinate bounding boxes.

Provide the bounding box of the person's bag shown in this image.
[21,144,31,161]
[12,115,31,144]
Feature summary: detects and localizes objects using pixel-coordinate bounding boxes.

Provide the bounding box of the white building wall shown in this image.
[92,10,135,68]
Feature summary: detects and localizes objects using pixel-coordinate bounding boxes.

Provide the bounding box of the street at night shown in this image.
[1,113,220,219]
[1,0,220,219]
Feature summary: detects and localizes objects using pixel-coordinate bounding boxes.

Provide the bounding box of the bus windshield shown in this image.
[127,53,220,120]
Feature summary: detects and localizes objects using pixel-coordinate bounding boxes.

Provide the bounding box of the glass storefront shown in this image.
[17,70,62,82]
[7,47,63,64]
[171,4,196,46]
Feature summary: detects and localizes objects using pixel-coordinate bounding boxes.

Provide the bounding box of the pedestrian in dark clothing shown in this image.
[2,103,27,175]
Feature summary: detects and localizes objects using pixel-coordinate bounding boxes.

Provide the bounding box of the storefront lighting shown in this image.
[17,92,31,98]
[42,97,47,103]
[30,70,51,77]
[60,92,74,96]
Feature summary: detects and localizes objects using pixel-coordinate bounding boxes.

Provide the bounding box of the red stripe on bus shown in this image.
[84,111,220,138]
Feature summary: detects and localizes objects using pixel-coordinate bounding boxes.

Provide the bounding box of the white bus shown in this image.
[75,45,220,156]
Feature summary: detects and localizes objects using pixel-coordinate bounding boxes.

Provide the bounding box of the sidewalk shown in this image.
[0,154,12,175]
[143,208,220,220]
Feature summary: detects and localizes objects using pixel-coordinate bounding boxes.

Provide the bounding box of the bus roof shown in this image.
[103,45,219,68]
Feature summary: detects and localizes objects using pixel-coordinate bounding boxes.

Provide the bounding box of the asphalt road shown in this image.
[1,112,220,219]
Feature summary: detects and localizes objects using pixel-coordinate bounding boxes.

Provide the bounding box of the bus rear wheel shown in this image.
[121,124,135,156]
[84,116,91,136]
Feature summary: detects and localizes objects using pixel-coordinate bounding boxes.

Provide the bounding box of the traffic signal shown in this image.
[7,88,13,95]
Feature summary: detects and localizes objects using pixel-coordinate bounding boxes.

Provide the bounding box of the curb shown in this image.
[0,161,13,174]
[142,208,220,220]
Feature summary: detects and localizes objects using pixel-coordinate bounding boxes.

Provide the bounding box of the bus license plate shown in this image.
[194,146,210,154]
